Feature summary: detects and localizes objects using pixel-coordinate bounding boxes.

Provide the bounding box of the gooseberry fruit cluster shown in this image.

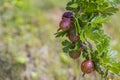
[59,12,83,59]
[55,0,120,78]
[58,11,94,74]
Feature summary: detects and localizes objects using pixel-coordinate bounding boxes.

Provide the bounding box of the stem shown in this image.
[88,52,92,60]
[82,73,85,77]
[74,17,81,34]
[83,32,92,60]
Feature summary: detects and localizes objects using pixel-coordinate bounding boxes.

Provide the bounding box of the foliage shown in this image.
[55,0,120,78]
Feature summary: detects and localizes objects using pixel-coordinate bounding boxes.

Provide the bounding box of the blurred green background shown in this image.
[0,0,120,80]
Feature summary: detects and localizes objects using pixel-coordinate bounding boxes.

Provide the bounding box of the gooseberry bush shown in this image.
[55,0,120,79]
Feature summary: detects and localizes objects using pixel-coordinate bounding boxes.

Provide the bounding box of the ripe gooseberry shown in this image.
[62,12,74,19]
[68,28,80,43]
[69,48,82,59]
[81,60,94,74]
[58,18,72,31]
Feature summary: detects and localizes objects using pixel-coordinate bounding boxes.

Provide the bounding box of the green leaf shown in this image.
[108,50,118,60]
[55,30,68,37]
[107,62,120,76]
[62,40,71,46]
[102,7,118,15]
[107,0,120,6]
[91,15,108,25]
[63,46,70,53]
[69,3,78,8]
[62,41,74,53]
[66,1,78,11]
